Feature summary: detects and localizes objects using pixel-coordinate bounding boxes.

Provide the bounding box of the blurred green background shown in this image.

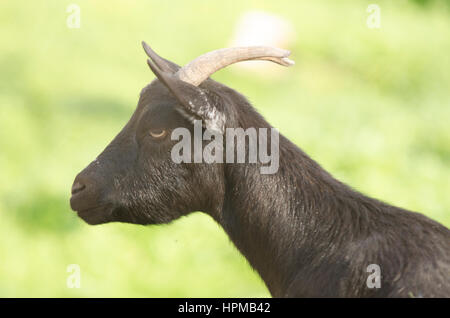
[0,0,449,297]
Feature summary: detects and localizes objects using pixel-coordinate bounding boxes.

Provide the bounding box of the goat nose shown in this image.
[71,181,86,195]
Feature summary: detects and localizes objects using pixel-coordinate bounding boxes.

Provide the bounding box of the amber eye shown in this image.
[149,129,167,139]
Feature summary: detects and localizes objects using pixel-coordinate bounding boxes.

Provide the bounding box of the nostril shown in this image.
[71,181,86,195]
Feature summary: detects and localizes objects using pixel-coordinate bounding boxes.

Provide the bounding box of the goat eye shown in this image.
[149,129,167,139]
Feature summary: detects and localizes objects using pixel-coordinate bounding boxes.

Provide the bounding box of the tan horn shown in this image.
[177,46,294,86]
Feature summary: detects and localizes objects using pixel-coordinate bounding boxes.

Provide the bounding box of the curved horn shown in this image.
[177,46,294,86]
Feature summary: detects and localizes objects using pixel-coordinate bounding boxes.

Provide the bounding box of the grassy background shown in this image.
[0,0,449,297]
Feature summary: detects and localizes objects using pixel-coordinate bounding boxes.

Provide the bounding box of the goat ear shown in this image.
[147,58,226,134]
[142,41,180,74]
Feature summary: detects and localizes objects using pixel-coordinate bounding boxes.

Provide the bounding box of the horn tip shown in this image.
[142,41,153,55]
[283,57,295,66]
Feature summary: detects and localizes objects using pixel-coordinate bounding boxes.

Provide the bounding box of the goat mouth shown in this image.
[74,204,114,225]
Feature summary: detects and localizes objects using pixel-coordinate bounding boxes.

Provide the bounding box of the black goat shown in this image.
[70,42,450,297]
